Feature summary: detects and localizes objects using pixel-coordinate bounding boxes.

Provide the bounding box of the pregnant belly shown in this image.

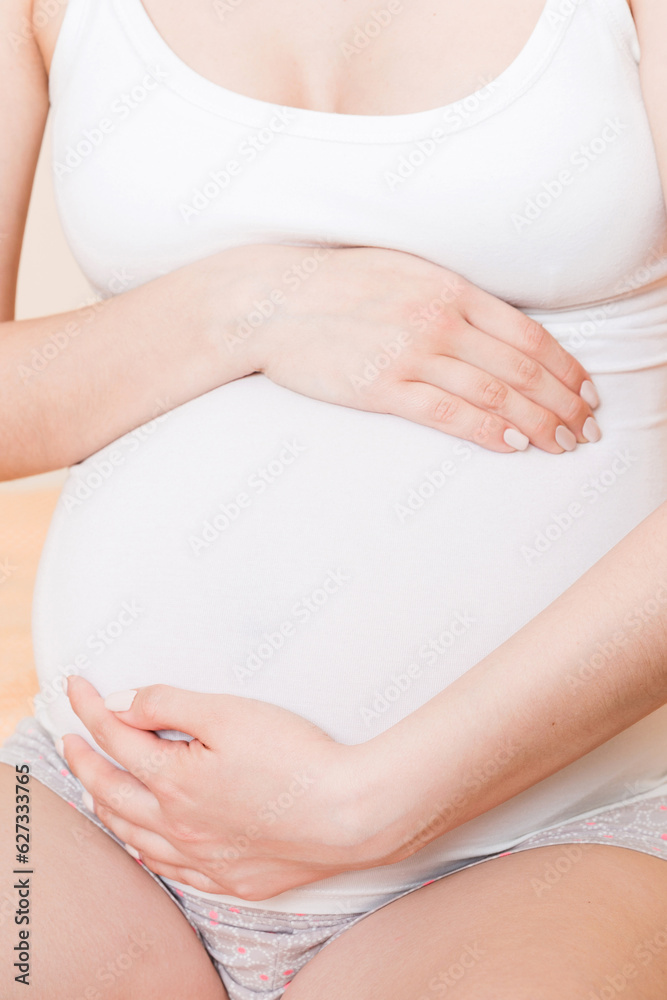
[32,371,667,837]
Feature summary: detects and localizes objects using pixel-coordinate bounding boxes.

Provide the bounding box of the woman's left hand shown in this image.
[60,674,378,900]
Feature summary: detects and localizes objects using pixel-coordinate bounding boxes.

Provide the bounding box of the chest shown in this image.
[121,0,552,114]
[48,0,664,319]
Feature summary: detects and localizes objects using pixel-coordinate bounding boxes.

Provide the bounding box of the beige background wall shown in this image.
[3,113,95,493]
[1,112,95,739]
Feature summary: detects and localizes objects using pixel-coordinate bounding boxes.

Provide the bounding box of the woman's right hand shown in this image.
[229,244,601,454]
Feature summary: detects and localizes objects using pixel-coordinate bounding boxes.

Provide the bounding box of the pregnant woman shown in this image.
[3,0,667,995]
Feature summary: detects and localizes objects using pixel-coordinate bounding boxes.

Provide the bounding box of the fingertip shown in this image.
[66,674,97,697]
[65,674,78,697]
[555,425,577,452]
[502,427,530,451]
[104,689,138,712]
[580,380,600,409]
[582,415,602,443]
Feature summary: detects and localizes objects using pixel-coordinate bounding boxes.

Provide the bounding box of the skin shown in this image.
[56,497,667,903]
[2,0,667,997]
[0,0,607,479]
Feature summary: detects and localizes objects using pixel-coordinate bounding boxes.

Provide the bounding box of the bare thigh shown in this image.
[287,842,667,999]
[0,762,228,1000]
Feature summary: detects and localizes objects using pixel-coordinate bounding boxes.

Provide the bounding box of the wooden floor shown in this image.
[0,489,60,743]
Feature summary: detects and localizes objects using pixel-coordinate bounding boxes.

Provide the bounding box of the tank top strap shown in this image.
[49,0,641,135]
[592,0,640,64]
[49,0,105,108]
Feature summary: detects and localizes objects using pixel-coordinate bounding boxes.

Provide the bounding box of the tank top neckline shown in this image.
[110,0,584,143]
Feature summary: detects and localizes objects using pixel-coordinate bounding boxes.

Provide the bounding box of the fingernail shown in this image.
[582,416,602,443]
[125,844,141,860]
[82,789,95,812]
[580,380,600,408]
[55,737,65,758]
[65,674,80,697]
[503,428,530,451]
[104,689,137,712]
[555,425,577,451]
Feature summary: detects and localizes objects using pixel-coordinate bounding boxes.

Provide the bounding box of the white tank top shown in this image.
[33,0,667,913]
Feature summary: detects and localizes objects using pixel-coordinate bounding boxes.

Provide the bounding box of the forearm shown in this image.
[352,498,667,865]
[0,243,284,481]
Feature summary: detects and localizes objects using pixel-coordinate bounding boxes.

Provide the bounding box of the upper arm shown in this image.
[629,0,667,211]
[0,0,50,323]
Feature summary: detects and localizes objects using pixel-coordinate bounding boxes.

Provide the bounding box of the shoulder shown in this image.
[0,0,47,74]
[31,0,70,76]
[626,0,666,67]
